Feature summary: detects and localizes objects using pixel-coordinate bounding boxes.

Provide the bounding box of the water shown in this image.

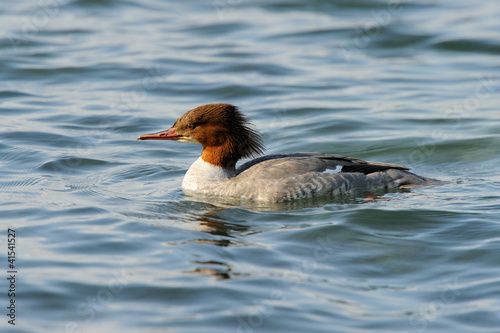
[1,0,500,332]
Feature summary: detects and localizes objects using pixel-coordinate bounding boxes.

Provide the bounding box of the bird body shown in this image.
[138,104,439,202]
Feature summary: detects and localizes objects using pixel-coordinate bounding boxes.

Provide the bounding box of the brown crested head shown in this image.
[138,103,265,169]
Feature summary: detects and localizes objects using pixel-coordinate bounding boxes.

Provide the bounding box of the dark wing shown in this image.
[236,152,409,176]
[341,162,409,174]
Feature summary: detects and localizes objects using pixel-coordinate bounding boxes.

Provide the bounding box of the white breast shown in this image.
[182,157,232,192]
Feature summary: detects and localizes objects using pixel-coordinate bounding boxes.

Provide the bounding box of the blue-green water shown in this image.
[1,0,500,332]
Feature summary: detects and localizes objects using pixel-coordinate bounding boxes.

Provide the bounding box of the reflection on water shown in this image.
[187,261,232,280]
[182,193,366,211]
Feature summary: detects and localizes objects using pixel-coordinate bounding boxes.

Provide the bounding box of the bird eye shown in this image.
[186,124,195,130]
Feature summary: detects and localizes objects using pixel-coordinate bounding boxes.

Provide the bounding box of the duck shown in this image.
[137,103,439,202]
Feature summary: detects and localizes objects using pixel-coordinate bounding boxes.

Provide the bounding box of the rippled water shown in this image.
[1,0,500,332]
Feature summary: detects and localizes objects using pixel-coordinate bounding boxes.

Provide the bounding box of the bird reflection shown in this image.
[157,205,249,280]
[138,194,392,281]
[183,192,375,211]
[185,260,232,280]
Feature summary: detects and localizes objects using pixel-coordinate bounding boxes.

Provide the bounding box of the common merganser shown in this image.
[138,103,438,202]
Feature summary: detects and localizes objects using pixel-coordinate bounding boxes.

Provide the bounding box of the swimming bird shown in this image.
[138,103,438,202]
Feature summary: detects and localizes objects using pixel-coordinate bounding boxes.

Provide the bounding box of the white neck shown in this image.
[182,157,232,192]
